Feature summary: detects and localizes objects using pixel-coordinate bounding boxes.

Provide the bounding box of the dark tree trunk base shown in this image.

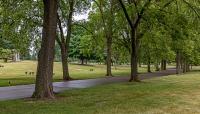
[129,78,141,82]
[129,75,140,82]
[105,74,113,77]
[32,90,55,100]
[63,76,73,81]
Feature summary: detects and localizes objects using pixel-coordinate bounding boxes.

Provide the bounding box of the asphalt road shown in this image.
[0,68,177,101]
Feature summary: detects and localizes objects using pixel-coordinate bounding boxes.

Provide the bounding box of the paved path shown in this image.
[0,68,176,101]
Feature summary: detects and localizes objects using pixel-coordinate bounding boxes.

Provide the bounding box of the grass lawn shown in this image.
[0,72,200,114]
[0,60,154,87]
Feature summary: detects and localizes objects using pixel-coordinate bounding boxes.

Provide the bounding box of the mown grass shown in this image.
[0,72,200,114]
[0,60,153,87]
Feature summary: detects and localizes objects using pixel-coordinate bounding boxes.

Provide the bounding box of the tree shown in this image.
[0,48,12,62]
[91,0,117,76]
[33,0,58,99]
[118,0,151,81]
[56,0,74,80]
[56,0,90,80]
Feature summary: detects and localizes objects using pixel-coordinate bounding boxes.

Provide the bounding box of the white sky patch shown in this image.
[73,10,90,21]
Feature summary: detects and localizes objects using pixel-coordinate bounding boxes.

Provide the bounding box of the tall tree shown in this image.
[104,0,115,76]
[56,0,74,80]
[92,0,116,76]
[33,0,58,99]
[118,0,151,81]
[56,0,90,80]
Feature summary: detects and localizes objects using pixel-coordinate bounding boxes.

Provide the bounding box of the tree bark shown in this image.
[32,0,58,99]
[161,59,167,70]
[61,46,70,80]
[139,61,142,67]
[180,57,183,69]
[147,56,151,73]
[155,63,160,71]
[106,34,113,76]
[176,52,181,74]
[164,60,166,70]
[183,59,186,73]
[85,59,88,65]
[186,63,190,72]
[81,56,84,65]
[130,29,139,81]
[3,58,8,63]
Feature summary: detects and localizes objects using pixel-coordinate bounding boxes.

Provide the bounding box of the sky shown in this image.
[73,11,90,21]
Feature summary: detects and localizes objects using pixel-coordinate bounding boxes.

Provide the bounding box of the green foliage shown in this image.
[0,0,43,57]
[1,0,200,66]
[0,48,12,60]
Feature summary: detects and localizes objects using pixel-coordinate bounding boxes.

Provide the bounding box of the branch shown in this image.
[92,0,107,28]
[132,0,140,16]
[133,0,152,28]
[56,34,62,47]
[118,0,134,30]
[73,23,94,35]
[66,0,74,45]
[162,0,175,8]
[182,0,200,19]
[57,13,66,47]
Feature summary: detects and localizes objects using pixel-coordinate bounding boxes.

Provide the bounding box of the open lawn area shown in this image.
[0,60,154,87]
[0,72,200,114]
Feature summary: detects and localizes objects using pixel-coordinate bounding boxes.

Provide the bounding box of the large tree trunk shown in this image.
[164,60,167,70]
[176,52,181,74]
[61,45,70,80]
[85,59,88,65]
[183,59,190,73]
[80,55,84,65]
[161,59,167,70]
[147,56,151,73]
[183,59,186,73]
[186,62,190,72]
[180,57,183,69]
[155,62,160,71]
[12,52,20,62]
[106,35,112,76]
[3,58,8,63]
[130,30,139,82]
[32,0,58,99]
[138,60,142,67]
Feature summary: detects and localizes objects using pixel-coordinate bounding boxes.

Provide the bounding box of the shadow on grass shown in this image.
[69,63,95,67]
[190,69,200,72]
